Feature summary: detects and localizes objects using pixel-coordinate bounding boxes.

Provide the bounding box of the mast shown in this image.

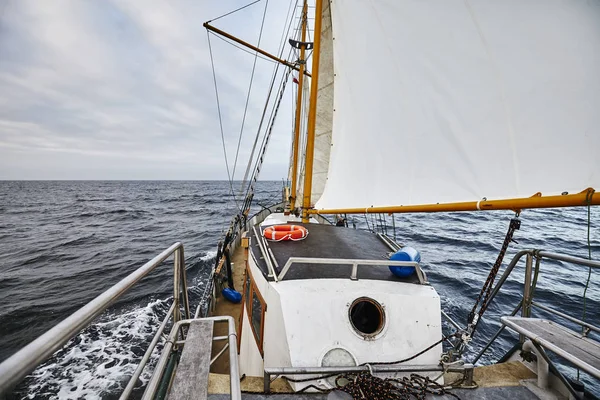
[301,0,323,223]
[289,0,309,212]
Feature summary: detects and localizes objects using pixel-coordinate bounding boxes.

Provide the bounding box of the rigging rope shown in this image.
[283,333,458,385]
[239,0,299,199]
[467,216,521,335]
[578,189,595,381]
[581,189,595,324]
[206,30,241,214]
[242,67,293,212]
[208,32,277,64]
[242,11,305,206]
[239,61,284,198]
[280,334,463,399]
[231,0,270,183]
[207,0,261,23]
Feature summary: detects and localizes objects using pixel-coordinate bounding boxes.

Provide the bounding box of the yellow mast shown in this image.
[301,0,323,223]
[289,0,309,212]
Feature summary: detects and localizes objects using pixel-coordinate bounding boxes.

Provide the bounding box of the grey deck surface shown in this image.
[250,222,419,283]
[208,386,540,399]
[168,320,214,400]
[502,317,600,379]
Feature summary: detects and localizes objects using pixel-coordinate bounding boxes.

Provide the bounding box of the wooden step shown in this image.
[168,320,215,400]
[502,316,600,379]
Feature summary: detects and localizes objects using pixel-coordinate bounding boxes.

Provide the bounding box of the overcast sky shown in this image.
[0,0,298,180]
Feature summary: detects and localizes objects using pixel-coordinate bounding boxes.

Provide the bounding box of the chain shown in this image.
[466,216,521,336]
[293,372,461,399]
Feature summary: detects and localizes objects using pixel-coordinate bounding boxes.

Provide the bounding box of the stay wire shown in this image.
[242,13,300,204]
[207,0,261,23]
[231,0,269,183]
[239,28,296,199]
[239,61,283,200]
[241,0,300,200]
[206,31,241,213]
[580,189,594,384]
[242,67,293,211]
[208,32,277,65]
[582,190,594,323]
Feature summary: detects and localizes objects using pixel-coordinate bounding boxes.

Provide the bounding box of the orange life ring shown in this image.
[262,224,308,241]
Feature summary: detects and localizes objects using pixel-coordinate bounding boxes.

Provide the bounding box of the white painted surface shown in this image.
[239,233,443,391]
[271,279,442,390]
[239,253,443,391]
[238,305,264,377]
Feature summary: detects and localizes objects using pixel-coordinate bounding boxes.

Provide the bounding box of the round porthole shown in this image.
[348,297,385,338]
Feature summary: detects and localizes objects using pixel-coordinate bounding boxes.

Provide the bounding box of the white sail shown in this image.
[294,75,310,206]
[314,0,600,210]
[309,0,334,206]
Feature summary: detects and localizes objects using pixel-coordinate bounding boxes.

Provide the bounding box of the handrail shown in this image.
[253,225,278,281]
[472,248,599,364]
[278,256,424,283]
[119,303,176,400]
[537,250,600,269]
[530,302,600,334]
[0,242,190,397]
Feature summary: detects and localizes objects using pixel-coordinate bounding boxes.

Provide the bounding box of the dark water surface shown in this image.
[0,181,598,399]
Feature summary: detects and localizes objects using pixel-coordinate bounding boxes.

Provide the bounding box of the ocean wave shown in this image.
[17,299,170,400]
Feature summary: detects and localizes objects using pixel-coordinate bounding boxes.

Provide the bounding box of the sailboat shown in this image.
[0,0,599,399]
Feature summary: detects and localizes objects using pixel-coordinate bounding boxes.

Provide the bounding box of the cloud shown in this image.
[0,0,297,180]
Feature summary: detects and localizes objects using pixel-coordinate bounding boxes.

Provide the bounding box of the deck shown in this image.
[210,241,247,375]
[207,386,541,399]
[207,362,540,399]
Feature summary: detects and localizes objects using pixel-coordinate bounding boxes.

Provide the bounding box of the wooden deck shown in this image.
[210,242,246,374]
[169,320,214,400]
[502,316,600,379]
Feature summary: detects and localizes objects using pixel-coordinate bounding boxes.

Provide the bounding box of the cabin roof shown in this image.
[249,221,420,283]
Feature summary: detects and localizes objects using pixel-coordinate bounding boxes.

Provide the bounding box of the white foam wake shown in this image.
[200,250,217,262]
[22,299,170,400]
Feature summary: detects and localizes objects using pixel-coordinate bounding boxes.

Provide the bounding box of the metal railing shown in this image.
[143,316,241,400]
[473,249,600,364]
[263,363,474,392]
[278,256,428,284]
[0,242,190,398]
